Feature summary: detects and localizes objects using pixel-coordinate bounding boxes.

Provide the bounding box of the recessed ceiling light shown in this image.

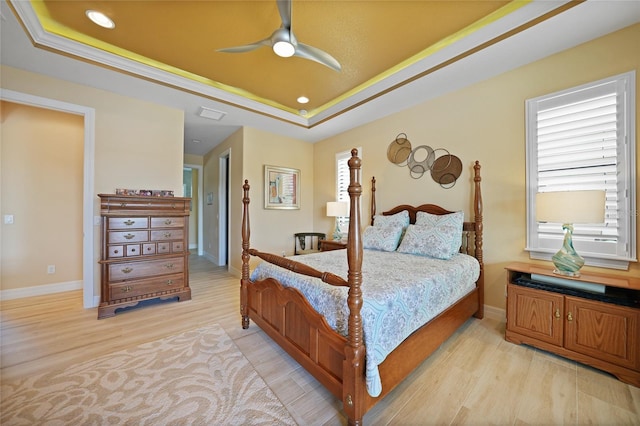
[297,96,309,104]
[86,10,115,29]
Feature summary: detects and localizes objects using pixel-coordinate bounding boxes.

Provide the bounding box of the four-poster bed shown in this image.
[241,149,484,425]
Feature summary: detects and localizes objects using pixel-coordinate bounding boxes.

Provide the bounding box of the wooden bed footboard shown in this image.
[241,150,483,425]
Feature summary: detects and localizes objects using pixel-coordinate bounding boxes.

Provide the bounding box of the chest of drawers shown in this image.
[98,194,192,319]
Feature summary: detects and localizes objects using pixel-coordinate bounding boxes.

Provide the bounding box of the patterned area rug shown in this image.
[1,324,296,425]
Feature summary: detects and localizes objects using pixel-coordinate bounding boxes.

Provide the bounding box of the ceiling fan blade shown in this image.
[277,0,292,29]
[295,43,342,72]
[217,38,271,53]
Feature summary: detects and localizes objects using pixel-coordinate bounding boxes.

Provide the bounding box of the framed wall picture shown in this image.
[264,165,300,209]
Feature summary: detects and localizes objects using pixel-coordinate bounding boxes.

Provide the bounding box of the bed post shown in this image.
[241,179,251,329]
[473,161,484,319]
[343,149,365,425]
[370,176,376,226]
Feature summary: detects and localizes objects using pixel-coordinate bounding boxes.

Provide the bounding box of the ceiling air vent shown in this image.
[198,106,226,121]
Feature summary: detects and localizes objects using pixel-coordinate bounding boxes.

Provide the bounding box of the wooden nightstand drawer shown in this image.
[320,240,347,251]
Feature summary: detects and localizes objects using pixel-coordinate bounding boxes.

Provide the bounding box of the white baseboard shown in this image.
[483,304,506,322]
[0,280,83,301]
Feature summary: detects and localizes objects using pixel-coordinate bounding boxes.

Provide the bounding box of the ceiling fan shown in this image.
[217,0,341,72]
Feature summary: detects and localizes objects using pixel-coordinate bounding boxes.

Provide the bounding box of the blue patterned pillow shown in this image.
[373,210,409,228]
[363,226,404,252]
[397,211,464,260]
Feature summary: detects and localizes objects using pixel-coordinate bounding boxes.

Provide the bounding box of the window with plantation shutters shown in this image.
[525,71,636,269]
[336,148,362,236]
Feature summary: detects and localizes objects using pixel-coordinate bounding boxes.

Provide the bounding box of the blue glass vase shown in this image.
[552,223,584,277]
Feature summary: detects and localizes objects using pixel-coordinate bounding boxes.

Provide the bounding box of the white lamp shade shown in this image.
[326,201,349,217]
[536,190,605,224]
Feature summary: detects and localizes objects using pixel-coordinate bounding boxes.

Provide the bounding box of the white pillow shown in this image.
[373,210,409,229]
[397,211,464,259]
[363,226,404,252]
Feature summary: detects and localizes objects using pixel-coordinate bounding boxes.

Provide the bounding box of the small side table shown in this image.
[320,239,347,251]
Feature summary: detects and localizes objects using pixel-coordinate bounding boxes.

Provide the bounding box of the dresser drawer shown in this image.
[109,274,184,301]
[102,197,189,212]
[151,217,185,228]
[108,257,184,281]
[151,229,184,242]
[108,230,149,244]
[108,217,149,230]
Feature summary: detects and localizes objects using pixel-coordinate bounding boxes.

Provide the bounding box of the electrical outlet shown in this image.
[47,265,55,274]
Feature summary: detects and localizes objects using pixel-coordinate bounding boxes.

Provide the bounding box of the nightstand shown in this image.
[320,239,347,251]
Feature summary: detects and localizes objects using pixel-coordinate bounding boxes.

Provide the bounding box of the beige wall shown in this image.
[1,101,83,290]
[313,23,640,311]
[1,65,186,298]
[203,127,314,273]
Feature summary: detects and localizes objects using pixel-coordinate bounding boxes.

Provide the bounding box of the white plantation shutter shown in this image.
[336,148,362,234]
[526,72,636,269]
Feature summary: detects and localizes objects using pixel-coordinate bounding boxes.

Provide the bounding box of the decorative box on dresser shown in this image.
[98,194,192,319]
[505,262,640,387]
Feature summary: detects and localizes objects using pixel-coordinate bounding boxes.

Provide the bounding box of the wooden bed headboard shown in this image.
[369,160,484,282]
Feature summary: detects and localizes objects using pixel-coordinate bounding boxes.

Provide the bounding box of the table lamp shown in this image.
[536,190,606,277]
[326,201,349,241]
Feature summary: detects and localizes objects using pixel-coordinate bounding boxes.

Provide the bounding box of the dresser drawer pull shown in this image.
[120,203,127,207]
[124,220,135,225]
[165,263,175,269]
[164,219,173,225]
[121,285,133,293]
[164,232,172,238]
[554,309,560,319]
[124,233,135,240]
[172,203,176,209]
[113,249,120,254]
[166,280,173,285]
[121,267,133,274]
[567,312,573,322]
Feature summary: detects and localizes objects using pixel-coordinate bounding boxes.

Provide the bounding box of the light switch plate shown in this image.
[4,215,14,224]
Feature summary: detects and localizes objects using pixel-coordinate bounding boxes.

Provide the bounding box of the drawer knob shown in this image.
[165,263,175,269]
[124,220,135,225]
[567,312,573,322]
[554,309,560,319]
[124,233,135,240]
[120,203,127,207]
[122,267,133,274]
[166,280,173,285]
[121,285,133,293]
[164,232,172,238]
[164,219,173,225]
[113,249,119,254]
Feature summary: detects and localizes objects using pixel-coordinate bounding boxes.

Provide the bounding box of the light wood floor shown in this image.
[2,254,639,425]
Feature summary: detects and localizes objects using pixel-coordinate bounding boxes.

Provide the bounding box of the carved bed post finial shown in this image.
[344,148,365,424]
[370,176,376,226]
[473,161,484,319]
[241,179,251,329]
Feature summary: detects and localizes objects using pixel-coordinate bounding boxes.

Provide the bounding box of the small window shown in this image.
[525,71,636,269]
[336,148,362,237]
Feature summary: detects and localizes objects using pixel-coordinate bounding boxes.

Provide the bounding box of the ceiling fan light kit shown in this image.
[217,0,341,71]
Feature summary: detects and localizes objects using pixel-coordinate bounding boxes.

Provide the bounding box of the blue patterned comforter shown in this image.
[250,249,480,397]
